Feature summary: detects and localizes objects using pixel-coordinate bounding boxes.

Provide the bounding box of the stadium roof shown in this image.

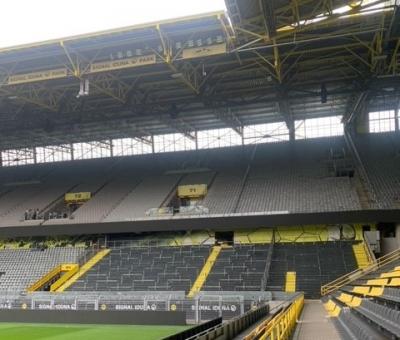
[0,0,399,149]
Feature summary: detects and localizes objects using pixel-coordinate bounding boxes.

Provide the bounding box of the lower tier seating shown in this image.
[266,242,358,298]
[69,245,211,292]
[202,244,270,291]
[0,247,87,292]
[68,240,359,298]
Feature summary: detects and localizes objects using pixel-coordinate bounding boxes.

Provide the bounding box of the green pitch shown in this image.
[0,323,188,340]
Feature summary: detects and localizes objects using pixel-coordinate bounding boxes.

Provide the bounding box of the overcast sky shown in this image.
[0,0,226,48]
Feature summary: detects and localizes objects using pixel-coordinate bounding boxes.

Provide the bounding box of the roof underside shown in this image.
[0,1,398,148]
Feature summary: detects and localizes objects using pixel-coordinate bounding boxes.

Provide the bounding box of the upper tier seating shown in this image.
[356,132,400,208]
[200,169,245,214]
[104,174,181,221]
[4,134,399,227]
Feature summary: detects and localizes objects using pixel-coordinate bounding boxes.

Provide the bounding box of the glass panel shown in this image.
[197,128,242,149]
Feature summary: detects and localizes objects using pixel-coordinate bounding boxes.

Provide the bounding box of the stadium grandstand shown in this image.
[0,0,398,339]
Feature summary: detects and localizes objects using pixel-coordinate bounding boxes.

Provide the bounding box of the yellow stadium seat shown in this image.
[338,293,362,307]
[324,300,341,317]
[352,286,370,295]
[348,296,362,307]
[366,278,388,286]
[381,270,400,279]
[324,300,336,310]
[369,287,384,296]
[338,293,353,303]
[387,278,400,287]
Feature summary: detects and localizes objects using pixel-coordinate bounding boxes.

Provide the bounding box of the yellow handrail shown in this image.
[321,247,400,296]
[244,294,304,340]
[27,265,62,292]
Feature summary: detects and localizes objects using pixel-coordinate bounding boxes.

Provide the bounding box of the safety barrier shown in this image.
[163,317,222,340]
[321,246,400,296]
[244,294,304,340]
[27,264,78,293]
[183,304,270,340]
[0,290,274,323]
[261,230,275,291]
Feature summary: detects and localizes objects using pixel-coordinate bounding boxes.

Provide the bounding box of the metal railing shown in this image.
[321,246,400,296]
[184,304,270,340]
[76,244,102,266]
[244,293,304,340]
[344,128,381,208]
[363,238,376,264]
[261,230,275,291]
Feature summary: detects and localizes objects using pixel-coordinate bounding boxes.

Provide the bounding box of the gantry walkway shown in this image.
[292,300,341,340]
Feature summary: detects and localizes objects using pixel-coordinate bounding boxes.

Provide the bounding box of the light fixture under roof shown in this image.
[171,73,183,79]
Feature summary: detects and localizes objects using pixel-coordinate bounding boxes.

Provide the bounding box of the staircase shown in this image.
[285,271,296,292]
[56,248,111,292]
[187,245,222,298]
[352,242,371,269]
[353,173,372,209]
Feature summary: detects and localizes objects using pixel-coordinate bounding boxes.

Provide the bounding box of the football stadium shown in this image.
[0,0,398,339]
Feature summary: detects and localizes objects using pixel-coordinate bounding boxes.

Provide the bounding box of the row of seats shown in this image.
[356,132,400,208]
[325,260,400,339]
[2,132,400,223]
[70,246,211,292]
[67,240,360,297]
[203,244,270,291]
[0,135,372,226]
[266,242,358,298]
[0,247,87,291]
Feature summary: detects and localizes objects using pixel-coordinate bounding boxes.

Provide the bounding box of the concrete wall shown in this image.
[380,224,400,255]
[381,237,398,254]
[0,209,399,238]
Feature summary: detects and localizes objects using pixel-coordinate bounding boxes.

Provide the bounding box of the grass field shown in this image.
[0,323,188,339]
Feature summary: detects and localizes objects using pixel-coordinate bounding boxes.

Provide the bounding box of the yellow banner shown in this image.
[182,43,227,59]
[65,192,91,203]
[89,54,156,73]
[177,184,207,198]
[8,68,68,85]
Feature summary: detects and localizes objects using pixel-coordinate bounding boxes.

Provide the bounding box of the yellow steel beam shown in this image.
[345,47,373,69]
[0,86,60,111]
[156,24,169,62]
[389,38,400,74]
[60,41,80,77]
[272,38,282,83]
